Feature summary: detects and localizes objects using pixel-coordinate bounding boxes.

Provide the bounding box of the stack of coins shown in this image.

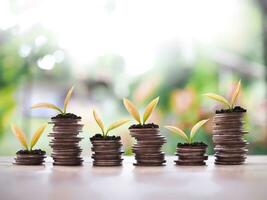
[175,143,208,166]
[14,150,46,165]
[130,128,166,166]
[49,118,84,166]
[213,112,248,165]
[90,137,123,166]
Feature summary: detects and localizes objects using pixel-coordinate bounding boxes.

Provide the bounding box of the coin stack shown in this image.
[90,136,123,166]
[129,128,166,166]
[14,150,46,165]
[175,143,208,166]
[49,118,84,166]
[213,112,248,165]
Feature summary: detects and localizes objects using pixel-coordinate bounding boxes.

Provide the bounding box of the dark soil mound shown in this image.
[16,149,46,155]
[90,134,121,141]
[177,142,207,148]
[216,106,246,114]
[51,113,81,119]
[129,123,159,129]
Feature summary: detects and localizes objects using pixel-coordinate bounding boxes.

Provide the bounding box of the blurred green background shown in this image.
[0,0,266,156]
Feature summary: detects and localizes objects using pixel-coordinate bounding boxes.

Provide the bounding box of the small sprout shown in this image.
[93,110,129,137]
[203,80,241,110]
[31,103,64,114]
[189,119,209,142]
[63,86,74,113]
[164,126,188,142]
[106,119,130,135]
[31,86,74,114]
[93,110,105,134]
[165,119,209,143]
[11,124,47,151]
[30,124,47,150]
[230,80,241,107]
[143,97,160,124]
[123,97,159,125]
[123,98,141,124]
[11,124,28,150]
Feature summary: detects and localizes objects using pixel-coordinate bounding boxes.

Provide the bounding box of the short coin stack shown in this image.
[90,135,123,166]
[14,150,46,165]
[49,117,84,166]
[213,112,248,165]
[130,127,166,166]
[175,143,208,166]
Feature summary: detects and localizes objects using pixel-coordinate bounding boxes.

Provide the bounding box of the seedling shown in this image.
[31,86,74,114]
[123,97,159,125]
[165,119,209,144]
[203,80,241,110]
[93,110,129,137]
[11,124,47,151]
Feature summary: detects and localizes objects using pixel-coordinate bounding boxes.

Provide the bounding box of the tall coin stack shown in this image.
[90,136,123,166]
[213,112,248,165]
[130,128,166,166]
[49,117,84,166]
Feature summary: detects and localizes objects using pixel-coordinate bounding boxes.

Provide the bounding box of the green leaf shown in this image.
[106,119,129,135]
[93,110,105,135]
[63,86,74,113]
[31,103,64,114]
[11,124,28,150]
[165,126,189,142]
[30,124,47,150]
[143,97,159,124]
[203,93,231,109]
[189,119,209,142]
[123,98,141,124]
[230,80,241,108]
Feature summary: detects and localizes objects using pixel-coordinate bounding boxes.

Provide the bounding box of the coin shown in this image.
[14,151,46,165]
[129,127,166,166]
[174,143,208,166]
[49,117,83,166]
[93,161,122,167]
[91,136,124,167]
[175,160,206,166]
[212,112,248,165]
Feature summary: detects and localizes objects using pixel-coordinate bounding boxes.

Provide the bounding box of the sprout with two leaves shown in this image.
[11,124,47,151]
[165,119,209,144]
[203,80,242,110]
[93,110,129,138]
[31,86,74,115]
[123,97,159,125]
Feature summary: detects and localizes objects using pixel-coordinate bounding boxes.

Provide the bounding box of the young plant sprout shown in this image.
[203,80,241,110]
[31,86,74,114]
[93,110,129,137]
[123,97,159,125]
[165,119,209,143]
[11,124,47,151]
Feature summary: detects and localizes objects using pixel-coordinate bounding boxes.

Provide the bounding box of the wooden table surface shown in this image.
[0,156,266,200]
